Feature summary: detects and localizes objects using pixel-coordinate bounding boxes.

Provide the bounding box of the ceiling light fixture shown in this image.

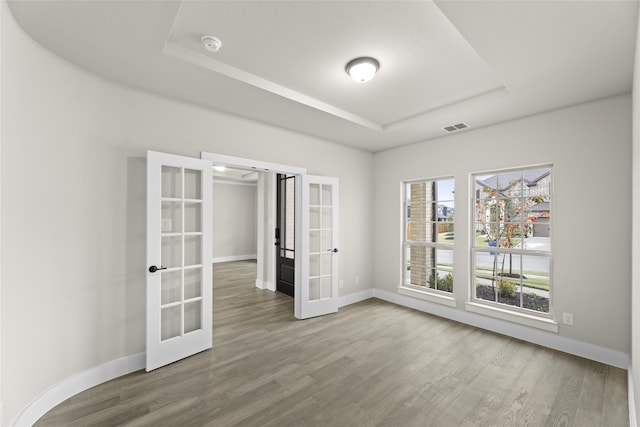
[201,35,222,53]
[213,165,226,172]
[345,57,380,83]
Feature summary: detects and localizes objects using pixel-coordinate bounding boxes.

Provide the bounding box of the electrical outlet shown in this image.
[339,280,344,289]
[562,312,574,326]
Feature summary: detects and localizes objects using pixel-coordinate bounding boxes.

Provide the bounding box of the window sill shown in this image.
[398,285,457,308]
[465,301,558,333]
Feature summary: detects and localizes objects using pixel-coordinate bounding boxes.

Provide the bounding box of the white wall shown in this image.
[212,181,257,262]
[373,94,632,356]
[0,4,374,424]
[0,1,4,424]
[632,3,640,424]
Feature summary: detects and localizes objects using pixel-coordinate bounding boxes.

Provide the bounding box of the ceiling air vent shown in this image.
[443,122,469,132]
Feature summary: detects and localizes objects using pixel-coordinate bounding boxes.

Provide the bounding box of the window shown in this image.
[472,166,552,316]
[402,177,455,294]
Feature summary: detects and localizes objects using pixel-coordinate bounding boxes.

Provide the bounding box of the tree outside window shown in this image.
[472,167,552,314]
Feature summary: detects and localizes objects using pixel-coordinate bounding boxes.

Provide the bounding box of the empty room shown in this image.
[3,1,640,426]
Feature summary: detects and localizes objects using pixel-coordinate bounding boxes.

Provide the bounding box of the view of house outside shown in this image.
[472,167,552,314]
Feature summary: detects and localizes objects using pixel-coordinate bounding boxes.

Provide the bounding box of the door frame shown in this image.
[200,152,306,309]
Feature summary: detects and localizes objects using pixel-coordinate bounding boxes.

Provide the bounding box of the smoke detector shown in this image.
[201,35,222,53]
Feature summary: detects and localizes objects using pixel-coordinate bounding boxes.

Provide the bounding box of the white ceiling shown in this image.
[8,0,639,152]
[212,167,258,184]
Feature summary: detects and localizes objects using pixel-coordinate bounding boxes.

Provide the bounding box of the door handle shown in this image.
[327,248,339,253]
[148,265,167,273]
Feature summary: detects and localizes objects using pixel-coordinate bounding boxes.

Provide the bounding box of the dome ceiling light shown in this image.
[345,57,380,83]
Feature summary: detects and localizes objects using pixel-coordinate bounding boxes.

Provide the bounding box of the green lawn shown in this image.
[474,265,549,291]
[438,233,524,247]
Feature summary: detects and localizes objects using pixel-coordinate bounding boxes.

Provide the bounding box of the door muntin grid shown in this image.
[160,165,204,341]
[308,183,333,301]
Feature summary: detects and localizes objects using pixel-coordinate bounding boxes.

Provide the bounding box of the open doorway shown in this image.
[201,152,306,300]
[211,167,259,264]
[202,152,340,320]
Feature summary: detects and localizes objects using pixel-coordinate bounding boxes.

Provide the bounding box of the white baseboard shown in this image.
[338,289,374,308]
[212,254,257,264]
[11,353,145,427]
[373,288,629,369]
[255,279,275,291]
[630,366,637,427]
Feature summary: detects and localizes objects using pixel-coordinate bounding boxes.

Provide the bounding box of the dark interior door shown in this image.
[276,174,295,297]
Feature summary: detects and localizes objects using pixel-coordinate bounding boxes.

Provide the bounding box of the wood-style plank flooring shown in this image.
[35,260,628,426]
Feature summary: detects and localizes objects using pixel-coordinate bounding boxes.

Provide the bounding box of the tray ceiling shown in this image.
[8,0,639,152]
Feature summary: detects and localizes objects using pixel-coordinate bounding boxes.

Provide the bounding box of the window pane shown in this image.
[405,244,435,287]
[525,168,551,196]
[473,166,552,317]
[402,177,455,297]
[438,222,455,244]
[474,251,550,313]
[500,198,523,222]
[434,248,453,293]
[497,171,523,197]
[436,178,455,202]
[475,174,498,190]
[521,254,550,313]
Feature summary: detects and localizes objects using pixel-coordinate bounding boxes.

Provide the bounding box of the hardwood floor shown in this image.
[35,260,628,427]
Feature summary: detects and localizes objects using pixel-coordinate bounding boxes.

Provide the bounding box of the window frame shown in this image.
[399,176,456,305]
[469,165,554,323]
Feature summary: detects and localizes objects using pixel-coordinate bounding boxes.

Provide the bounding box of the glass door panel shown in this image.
[147,151,212,371]
[161,237,182,269]
[184,202,202,233]
[298,175,339,319]
[161,166,182,199]
[161,306,181,341]
[184,268,202,300]
[161,271,182,305]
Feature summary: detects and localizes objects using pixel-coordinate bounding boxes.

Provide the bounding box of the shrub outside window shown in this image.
[402,178,455,293]
[472,166,552,315]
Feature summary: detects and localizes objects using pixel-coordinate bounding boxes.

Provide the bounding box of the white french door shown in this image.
[146,151,212,371]
[296,175,339,319]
